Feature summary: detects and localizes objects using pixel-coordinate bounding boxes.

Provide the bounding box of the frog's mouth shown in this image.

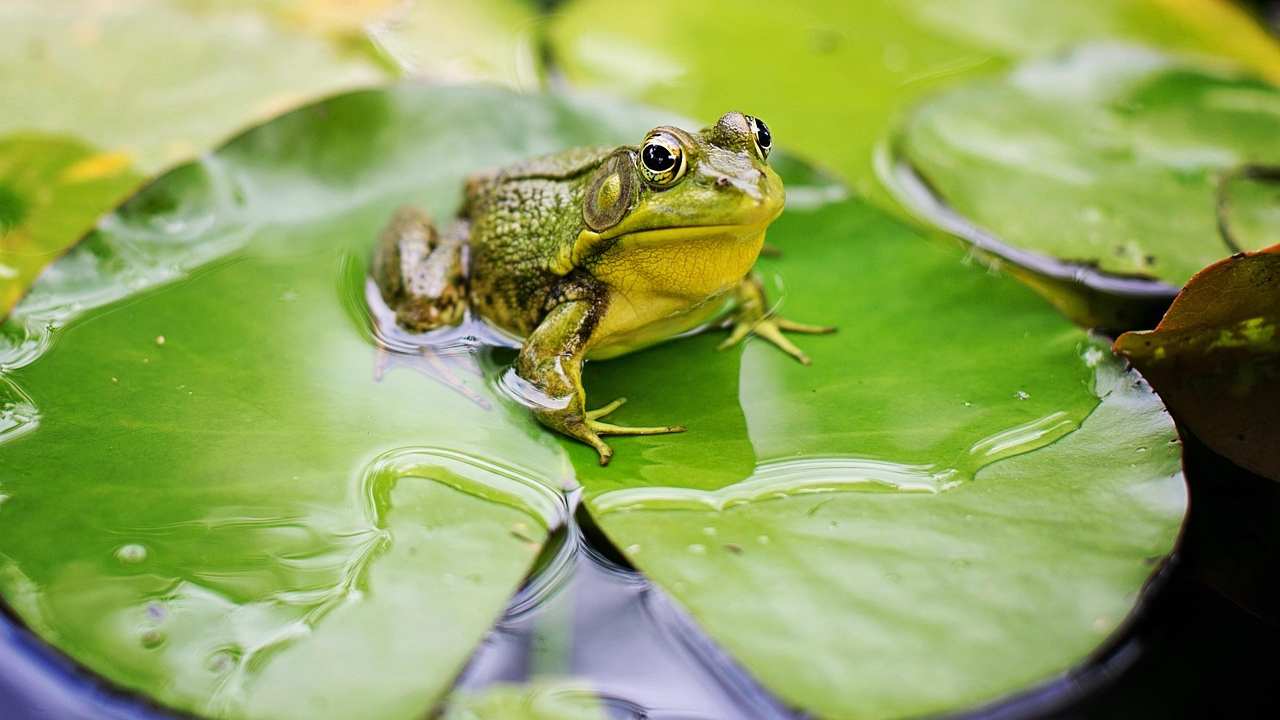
[602,194,785,246]
[611,223,765,245]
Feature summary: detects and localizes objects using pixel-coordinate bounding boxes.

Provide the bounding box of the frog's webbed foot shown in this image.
[718,316,834,365]
[543,398,684,466]
[588,397,685,436]
[373,206,468,332]
[718,275,835,365]
[518,300,685,466]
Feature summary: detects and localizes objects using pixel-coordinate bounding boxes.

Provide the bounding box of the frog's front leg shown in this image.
[517,297,684,465]
[719,273,835,365]
[373,206,468,332]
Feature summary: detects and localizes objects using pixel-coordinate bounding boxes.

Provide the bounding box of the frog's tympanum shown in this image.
[373,113,832,464]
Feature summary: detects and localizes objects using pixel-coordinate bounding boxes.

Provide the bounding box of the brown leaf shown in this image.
[1115,244,1280,480]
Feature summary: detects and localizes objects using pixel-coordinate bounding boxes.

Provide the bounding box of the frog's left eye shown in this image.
[747,115,771,160]
[639,133,687,187]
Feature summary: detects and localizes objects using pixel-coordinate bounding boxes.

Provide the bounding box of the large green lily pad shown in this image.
[0,85,681,719]
[0,85,1184,719]
[896,44,1280,297]
[570,199,1185,717]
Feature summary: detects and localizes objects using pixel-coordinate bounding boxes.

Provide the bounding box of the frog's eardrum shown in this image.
[583,151,636,231]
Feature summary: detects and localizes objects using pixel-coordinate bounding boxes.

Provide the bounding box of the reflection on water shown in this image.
[592,456,959,515]
[0,374,37,443]
[590,404,1090,516]
[456,521,800,720]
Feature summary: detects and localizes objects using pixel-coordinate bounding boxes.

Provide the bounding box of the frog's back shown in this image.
[464,146,617,335]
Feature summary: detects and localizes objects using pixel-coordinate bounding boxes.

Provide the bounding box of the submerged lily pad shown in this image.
[571,201,1184,717]
[0,85,1184,719]
[894,45,1280,311]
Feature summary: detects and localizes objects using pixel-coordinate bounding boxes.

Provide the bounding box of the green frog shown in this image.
[373,112,832,464]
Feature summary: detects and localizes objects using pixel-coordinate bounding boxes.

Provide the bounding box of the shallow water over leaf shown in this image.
[0,85,1184,719]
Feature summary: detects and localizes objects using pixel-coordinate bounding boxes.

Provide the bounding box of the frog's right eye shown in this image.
[639,133,687,187]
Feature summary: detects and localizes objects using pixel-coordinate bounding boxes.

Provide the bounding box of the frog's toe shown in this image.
[586,397,627,420]
[775,318,836,334]
[590,419,687,436]
[716,321,753,351]
[754,320,811,365]
[586,433,614,466]
[586,398,686,433]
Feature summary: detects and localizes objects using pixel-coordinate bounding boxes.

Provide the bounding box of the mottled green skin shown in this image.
[465,146,617,336]
[374,113,831,464]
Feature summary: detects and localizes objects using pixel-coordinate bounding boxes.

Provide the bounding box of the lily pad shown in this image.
[0,0,387,317]
[0,0,549,319]
[367,0,545,88]
[1115,243,1280,481]
[0,86,681,719]
[894,45,1280,314]
[571,201,1185,717]
[0,84,1185,720]
[0,135,142,321]
[0,0,394,174]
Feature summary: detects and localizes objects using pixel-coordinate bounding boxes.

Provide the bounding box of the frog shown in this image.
[372,112,833,465]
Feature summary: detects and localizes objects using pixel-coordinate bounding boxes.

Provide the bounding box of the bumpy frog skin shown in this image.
[373,112,833,464]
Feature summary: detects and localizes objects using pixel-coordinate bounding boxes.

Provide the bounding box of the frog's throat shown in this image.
[555,223,771,275]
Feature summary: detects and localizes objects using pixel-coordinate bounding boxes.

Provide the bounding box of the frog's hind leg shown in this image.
[372,206,469,332]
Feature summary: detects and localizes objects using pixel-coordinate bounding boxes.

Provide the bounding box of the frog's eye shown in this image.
[747,115,772,160]
[639,133,687,187]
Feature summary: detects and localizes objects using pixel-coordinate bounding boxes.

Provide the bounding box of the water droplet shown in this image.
[140,629,166,649]
[687,544,706,555]
[115,543,148,564]
[154,335,165,346]
[1015,390,1030,400]
[966,411,1078,462]
[701,526,717,536]
[625,544,641,555]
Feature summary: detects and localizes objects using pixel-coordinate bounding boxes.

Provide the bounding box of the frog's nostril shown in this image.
[715,177,730,188]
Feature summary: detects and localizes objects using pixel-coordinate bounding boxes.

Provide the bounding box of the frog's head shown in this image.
[581,112,784,252]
